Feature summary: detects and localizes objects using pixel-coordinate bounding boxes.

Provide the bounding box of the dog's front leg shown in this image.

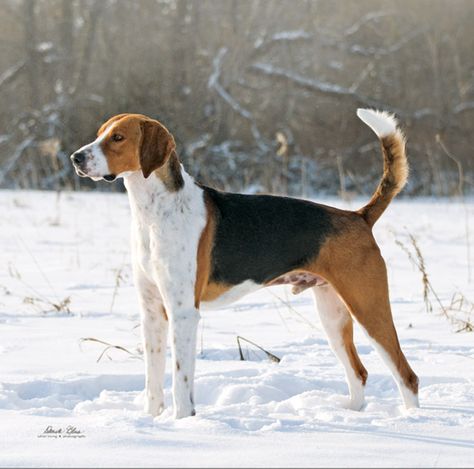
[135,272,169,417]
[152,232,202,418]
[167,306,200,418]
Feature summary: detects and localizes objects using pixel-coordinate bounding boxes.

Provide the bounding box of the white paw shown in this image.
[336,395,365,411]
[144,396,165,417]
[404,395,420,410]
[173,402,196,419]
[401,387,420,410]
[347,396,365,411]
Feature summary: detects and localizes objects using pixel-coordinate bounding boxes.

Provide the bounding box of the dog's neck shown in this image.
[123,159,195,222]
[154,150,184,192]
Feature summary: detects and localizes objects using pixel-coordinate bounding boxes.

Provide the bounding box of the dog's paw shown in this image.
[144,398,165,417]
[333,395,365,411]
[346,396,365,411]
[173,403,196,419]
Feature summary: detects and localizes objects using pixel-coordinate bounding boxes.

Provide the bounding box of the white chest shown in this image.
[126,172,207,286]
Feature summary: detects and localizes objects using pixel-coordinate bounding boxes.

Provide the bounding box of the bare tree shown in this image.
[0,0,472,195]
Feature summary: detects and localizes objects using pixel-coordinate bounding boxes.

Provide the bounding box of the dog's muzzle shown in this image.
[71,151,86,166]
[70,150,115,181]
[70,150,88,177]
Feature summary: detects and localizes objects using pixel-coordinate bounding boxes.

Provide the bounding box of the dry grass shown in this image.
[23,295,71,315]
[9,259,72,315]
[436,134,472,283]
[79,337,143,363]
[48,190,62,227]
[394,233,434,313]
[394,230,473,333]
[236,336,281,363]
[447,292,474,333]
[268,289,319,330]
[109,260,127,314]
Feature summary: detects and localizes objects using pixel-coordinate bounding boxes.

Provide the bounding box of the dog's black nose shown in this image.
[71,151,86,165]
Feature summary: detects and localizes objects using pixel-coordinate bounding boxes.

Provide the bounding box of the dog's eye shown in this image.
[112,134,124,142]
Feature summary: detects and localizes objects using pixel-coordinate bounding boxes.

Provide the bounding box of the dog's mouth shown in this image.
[74,167,88,178]
[73,166,115,182]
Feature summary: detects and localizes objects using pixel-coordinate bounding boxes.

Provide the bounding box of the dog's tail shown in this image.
[356,108,408,227]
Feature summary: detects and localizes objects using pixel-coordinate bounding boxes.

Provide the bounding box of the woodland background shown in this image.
[0,0,473,196]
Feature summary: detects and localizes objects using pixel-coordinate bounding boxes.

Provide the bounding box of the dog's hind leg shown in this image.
[319,240,419,410]
[313,283,368,410]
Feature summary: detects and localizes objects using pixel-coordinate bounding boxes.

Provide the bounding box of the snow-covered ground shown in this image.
[0,189,473,468]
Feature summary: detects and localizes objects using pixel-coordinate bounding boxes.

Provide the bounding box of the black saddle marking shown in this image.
[203,187,337,286]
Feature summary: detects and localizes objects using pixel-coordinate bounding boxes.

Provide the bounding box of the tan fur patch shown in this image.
[200,281,234,303]
[194,198,217,308]
[99,115,142,175]
[95,113,180,183]
[342,319,368,385]
[358,131,408,227]
[160,304,168,322]
[309,225,418,395]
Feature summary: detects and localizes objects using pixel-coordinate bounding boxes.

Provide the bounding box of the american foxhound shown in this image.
[71,109,419,418]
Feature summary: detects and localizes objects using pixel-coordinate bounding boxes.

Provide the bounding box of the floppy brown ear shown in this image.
[139,120,176,178]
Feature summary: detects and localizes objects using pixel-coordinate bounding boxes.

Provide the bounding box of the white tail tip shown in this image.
[357,108,398,138]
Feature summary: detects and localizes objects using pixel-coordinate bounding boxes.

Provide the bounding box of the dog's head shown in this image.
[70,113,176,182]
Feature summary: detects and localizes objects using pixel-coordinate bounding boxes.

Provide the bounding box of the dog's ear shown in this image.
[139,120,176,178]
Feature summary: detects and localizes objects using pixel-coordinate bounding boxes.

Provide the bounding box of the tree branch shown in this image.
[250,62,381,107]
[208,48,269,151]
[0,61,26,89]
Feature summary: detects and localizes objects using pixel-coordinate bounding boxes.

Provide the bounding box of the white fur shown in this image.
[357,108,398,138]
[125,169,207,418]
[200,280,261,311]
[134,270,168,416]
[73,123,116,179]
[313,284,365,411]
[360,329,419,410]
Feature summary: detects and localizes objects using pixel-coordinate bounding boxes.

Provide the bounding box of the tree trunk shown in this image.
[23,0,40,110]
[60,0,75,92]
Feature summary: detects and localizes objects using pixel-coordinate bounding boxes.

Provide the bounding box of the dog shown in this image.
[71,108,419,418]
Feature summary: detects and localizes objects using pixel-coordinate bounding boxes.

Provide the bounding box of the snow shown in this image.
[0,189,473,467]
